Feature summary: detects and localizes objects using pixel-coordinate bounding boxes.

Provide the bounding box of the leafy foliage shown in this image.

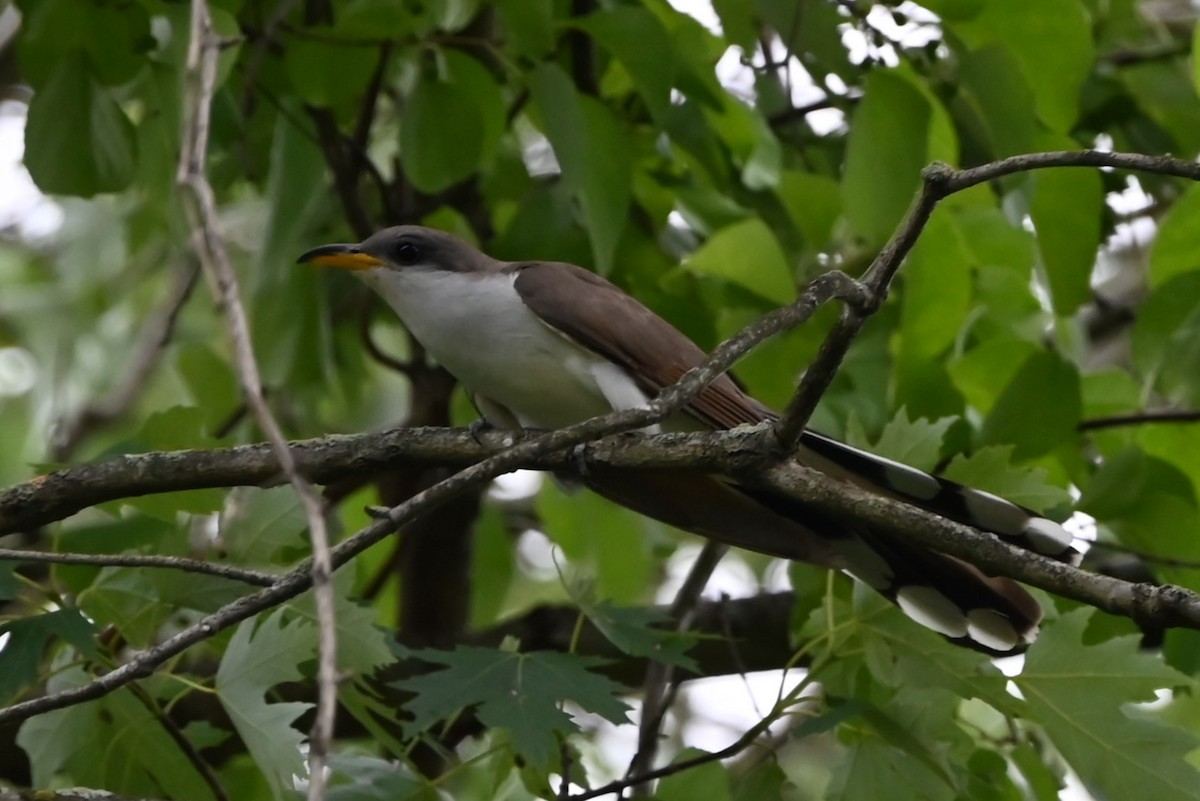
[393,645,631,770]
[3,0,1200,798]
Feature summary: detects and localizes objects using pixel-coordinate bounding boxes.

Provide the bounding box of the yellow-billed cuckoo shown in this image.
[298,226,1078,654]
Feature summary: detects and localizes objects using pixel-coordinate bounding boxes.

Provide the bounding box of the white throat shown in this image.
[358,265,654,430]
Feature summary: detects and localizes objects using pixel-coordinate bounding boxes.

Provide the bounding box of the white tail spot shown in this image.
[896,586,968,638]
[1022,517,1073,557]
[840,538,895,590]
[966,608,1023,652]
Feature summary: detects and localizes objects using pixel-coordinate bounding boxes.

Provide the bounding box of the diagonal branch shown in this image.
[176,2,338,795]
[0,258,865,727]
[52,259,201,461]
[0,548,276,586]
[773,150,1200,450]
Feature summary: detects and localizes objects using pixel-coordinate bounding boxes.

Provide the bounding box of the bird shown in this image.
[298,225,1078,654]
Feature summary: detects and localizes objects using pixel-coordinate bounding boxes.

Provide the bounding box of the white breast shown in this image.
[359,266,652,430]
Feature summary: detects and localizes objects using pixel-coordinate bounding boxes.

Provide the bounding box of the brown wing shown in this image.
[512,260,1045,654]
[512,261,773,429]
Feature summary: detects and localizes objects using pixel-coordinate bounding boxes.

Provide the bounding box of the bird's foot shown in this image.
[570,441,592,477]
[468,418,495,445]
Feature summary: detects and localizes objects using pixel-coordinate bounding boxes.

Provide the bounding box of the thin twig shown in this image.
[1087,540,1200,572]
[1079,409,1200,431]
[53,260,202,461]
[359,296,413,374]
[626,541,728,792]
[125,680,231,801]
[0,548,276,586]
[773,150,1200,451]
[177,3,338,798]
[572,668,820,801]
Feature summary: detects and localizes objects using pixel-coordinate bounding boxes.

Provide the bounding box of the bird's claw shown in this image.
[468,418,495,445]
[571,442,591,477]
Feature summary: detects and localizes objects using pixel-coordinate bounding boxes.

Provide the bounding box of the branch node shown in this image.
[921,160,957,191]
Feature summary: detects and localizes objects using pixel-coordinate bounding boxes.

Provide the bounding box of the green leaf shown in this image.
[1011,741,1066,801]
[133,406,209,451]
[714,99,783,190]
[0,608,97,703]
[942,446,1071,512]
[1030,158,1103,315]
[858,602,1016,714]
[949,0,1094,132]
[0,561,20,600]
[842,71,931,246]
[400,49,505,193]
[494,0,555,58]
[576,7,676,121]
[1132,272,1200,405]
[893,211,973,415]
[1136,424,1200,505]
[957,45,1038,157]
[732,760,789,801]
[656,749,733,801]
[111,407,224,520]
[216,610,315,799]
[1122,61,1200,157]
[712,0,758,50]
[16,0,151,87]
[469,504,516,628]
[776,170,842,251]
[394,647,632,769]
[147,570,252,614]
[530,63,632,273]
[827,735,957,801]
[327,0,423,37]
[948,338,1038,416]
[222,487,309,564]
[1188,23,1200,104]
[684,219,794,304]
[964,748,1025,801]
[256,111,332,388]
[537,480,657,604]
[1076,447,1152,519]
[1102,486,1200,592]
[327,755,428,801]
[898,210,972,360]
[284,28,379,113]
[431,0,481,31]
[294,574,395,675]
[979,350,1081,459]
[1017,610,1200,801]
[577,599,699,670]
[1149,185,1200,288]
[763,0,855,80]
[25,52,137,197]
[17,668,217,801]
[845,408,955,473]
[177,344,240,433]
[78,568,170,647]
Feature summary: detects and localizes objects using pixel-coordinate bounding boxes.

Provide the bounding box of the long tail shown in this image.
[579,432,1077,656]
[797,430,1079,564]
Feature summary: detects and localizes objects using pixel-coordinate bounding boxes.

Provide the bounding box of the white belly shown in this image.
[360,267,650,429]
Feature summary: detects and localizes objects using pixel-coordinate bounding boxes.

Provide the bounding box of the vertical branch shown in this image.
[773,184,940,450]
[176,3,338,799]
[626,541,729,792]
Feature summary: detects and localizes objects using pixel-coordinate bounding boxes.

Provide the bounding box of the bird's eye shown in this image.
[393,240,423,264]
